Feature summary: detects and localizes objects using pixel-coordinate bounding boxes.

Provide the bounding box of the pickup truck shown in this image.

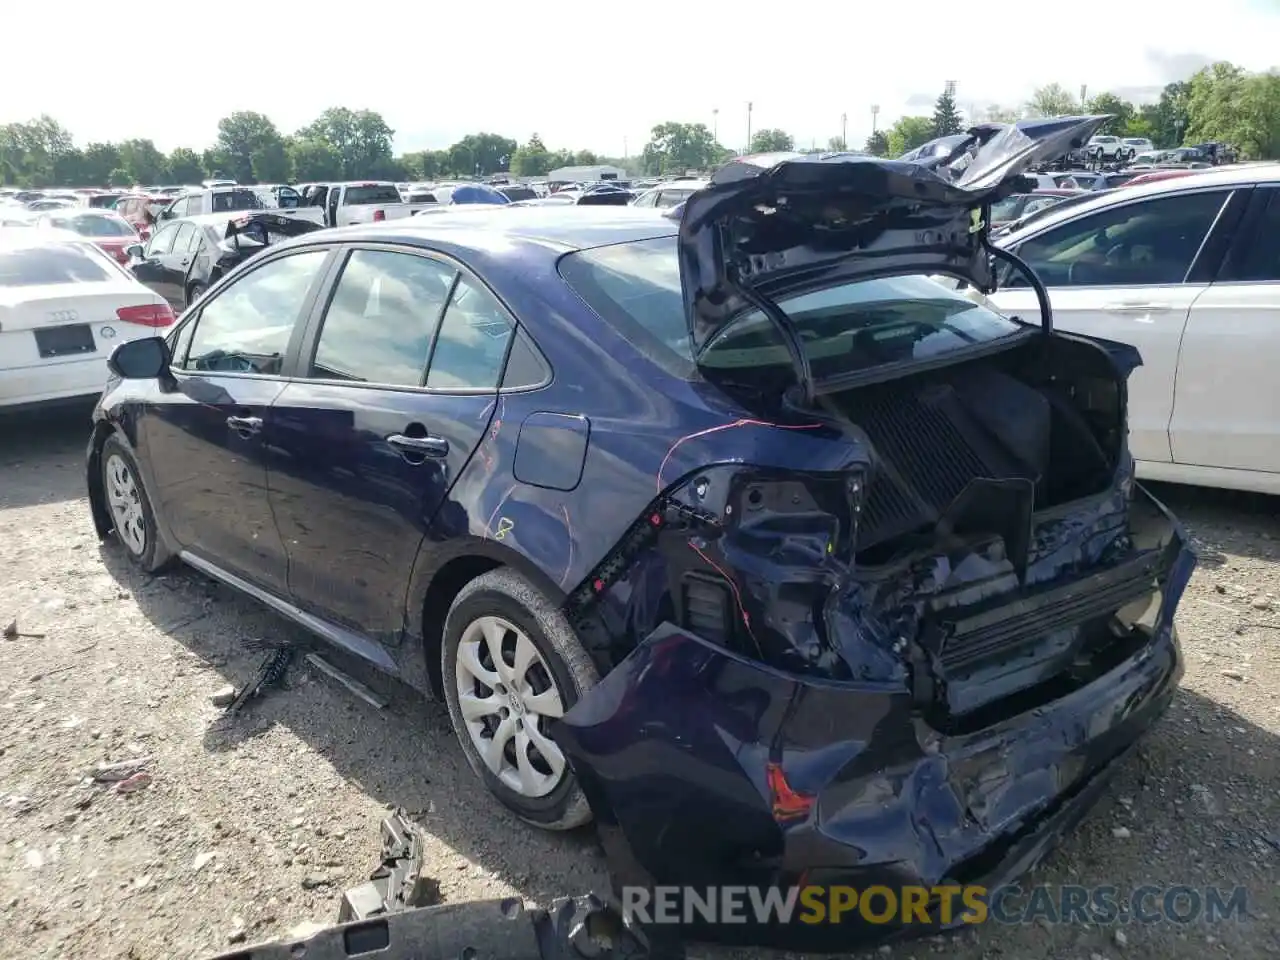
[296,181,435,227]
[155,187,325,227]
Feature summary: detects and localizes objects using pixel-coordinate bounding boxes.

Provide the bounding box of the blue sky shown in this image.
[4,0,1277,156]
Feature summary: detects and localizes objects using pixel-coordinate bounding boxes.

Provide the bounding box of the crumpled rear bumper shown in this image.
[553,493,1194,951]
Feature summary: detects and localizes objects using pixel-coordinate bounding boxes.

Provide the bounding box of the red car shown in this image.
[35,209,140,265]
[112,193,169,242]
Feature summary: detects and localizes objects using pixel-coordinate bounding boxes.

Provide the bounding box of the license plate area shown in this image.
[34,324,95,359]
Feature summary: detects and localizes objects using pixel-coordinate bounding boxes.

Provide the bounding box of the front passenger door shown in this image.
[129,223,181,304]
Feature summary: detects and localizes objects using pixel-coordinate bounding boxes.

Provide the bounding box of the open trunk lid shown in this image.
[677,116,1110,385]
[220,213,323,253]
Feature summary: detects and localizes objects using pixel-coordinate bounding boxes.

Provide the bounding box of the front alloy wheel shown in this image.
[454,615,567,798]
[105,452,147,556]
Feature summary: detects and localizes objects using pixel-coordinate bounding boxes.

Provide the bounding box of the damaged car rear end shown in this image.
[553,117,1194,948]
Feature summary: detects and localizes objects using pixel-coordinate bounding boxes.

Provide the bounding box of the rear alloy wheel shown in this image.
[442,568,598,830]
[100,435,166,572]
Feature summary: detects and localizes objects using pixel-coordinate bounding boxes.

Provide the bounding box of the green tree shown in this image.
[510,134,552,176]
[749,128,794,153]
[932,88,963,137]
[251,140,291,183]
[641,122,720,174]
[215,111,285,183]
[82,142,123,186]
[1085,93,1135,135]
[286,137,343,181]
[298,107,397,179]
[0,115,75,186]
[118,139,168,185]
[574,149,599,165]
[108,168,131,188]
[885,116,936,156]
[1025,83,1078,117]
[1184,63,1280,159]
[1140,81,1192,148]
[167,147,206,184]
[444,133,517,177]
[862,131,889,156]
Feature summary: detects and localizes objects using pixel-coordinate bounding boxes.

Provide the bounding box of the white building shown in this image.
[546,164,629,184]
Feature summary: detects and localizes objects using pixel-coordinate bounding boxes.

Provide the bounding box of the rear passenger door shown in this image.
[1169,185,1280,474]
[266,246,517,645]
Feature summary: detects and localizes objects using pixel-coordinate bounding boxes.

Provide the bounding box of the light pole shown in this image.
[841,112,847,150]
[746,101,753,154]
[871,104,880,135]
[713,107,719,144]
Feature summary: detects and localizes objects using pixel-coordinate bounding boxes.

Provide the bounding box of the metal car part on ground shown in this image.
[89,114,1196,952]
[204,812,671,960]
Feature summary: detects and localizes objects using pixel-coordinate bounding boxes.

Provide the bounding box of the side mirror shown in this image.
[125,243,144,260]
[108,336,169,379]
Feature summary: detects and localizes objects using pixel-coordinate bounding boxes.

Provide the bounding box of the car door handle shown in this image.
[226,415,263,435]
[387,433,448,458]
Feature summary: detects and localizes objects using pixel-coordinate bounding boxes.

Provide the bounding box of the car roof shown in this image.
[312,206,677,254]
[43,207,125,217]
[999,163,1280,243]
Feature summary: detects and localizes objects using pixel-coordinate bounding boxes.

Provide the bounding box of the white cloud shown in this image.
[3,0,1276,155]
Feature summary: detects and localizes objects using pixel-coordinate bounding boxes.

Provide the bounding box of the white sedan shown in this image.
[985,163,1280,495]
[0,229,176,412]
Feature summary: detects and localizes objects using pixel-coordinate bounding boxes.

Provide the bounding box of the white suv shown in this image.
[1120,138,1154,160]
[1087,135,1126,161]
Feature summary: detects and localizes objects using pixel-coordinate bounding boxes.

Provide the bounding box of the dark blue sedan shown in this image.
[87,125,1193,950]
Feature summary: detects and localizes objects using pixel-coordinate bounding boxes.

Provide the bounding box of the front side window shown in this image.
[425,276,514,390]
[310,250,456,386]
[183,249,329,375]
[146,223,180,256]
[171,223,195,252]
[1007,190,1230,288]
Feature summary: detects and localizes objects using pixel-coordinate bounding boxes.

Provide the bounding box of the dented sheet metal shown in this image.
[555,486,1193,950]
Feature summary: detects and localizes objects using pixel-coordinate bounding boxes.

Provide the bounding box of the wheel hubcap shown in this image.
[104,453,146,556]
[454,615,568,798]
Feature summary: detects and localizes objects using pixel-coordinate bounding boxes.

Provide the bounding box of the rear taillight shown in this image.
[117,303,175,328]
[373,209,386,222]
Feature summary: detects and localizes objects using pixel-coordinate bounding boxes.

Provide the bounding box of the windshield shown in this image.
[500,186,537,202]
[558,235,1022,379]
[344,185,402,205]
[50,215,135,238]
[0,244,112,286]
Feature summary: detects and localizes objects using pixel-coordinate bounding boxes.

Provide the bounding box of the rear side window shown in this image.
[425,276,513,390]
[1008,190,1230,288]
[61,215,135,237]
[183,250,330,375]
[309,250,456,386]
[343,185,402,205]
[211,190,264,213]
[0,244,112,286]
[1221,189,1280,282]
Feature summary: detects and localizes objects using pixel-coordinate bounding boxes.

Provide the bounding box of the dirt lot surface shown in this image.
[1,405,1278,960]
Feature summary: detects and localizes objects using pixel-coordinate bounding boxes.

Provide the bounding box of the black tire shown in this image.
[185,282,205,308]
[441,567,598,831]
[100,435,170,573]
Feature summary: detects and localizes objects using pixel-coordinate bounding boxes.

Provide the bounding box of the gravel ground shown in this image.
[1,404,1278,960]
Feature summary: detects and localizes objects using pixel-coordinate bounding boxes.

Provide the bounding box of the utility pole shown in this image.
[871,104,880,135]
[1080,84,1088,111]
[712,107,719,144]
[841,112,847,150]
[746,102,753,154]
[623,136,628,160]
